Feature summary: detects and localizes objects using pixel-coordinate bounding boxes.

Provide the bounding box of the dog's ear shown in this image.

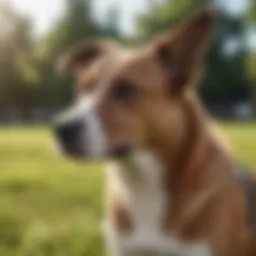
[155,6,216,93]
[56,40,114,76]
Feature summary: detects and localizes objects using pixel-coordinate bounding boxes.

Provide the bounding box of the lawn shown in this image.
[0,123,255,256]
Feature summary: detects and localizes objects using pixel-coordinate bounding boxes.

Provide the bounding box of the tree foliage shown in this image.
[0,0,121,109]
[0,0,254,112]
[35,0,121,107]
[0,3,36,108]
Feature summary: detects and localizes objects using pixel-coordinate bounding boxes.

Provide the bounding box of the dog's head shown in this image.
[53,7,215,160]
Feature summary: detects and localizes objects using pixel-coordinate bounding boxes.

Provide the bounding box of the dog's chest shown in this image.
[105,180,210,256]
[125,173,165,232]
[120,177,170,255]
[106,163,173,255]
[111,152,166,231]
[105,153,211,256]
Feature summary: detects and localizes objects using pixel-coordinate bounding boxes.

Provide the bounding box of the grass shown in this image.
[222,122,256,168]
[0,123,255,256]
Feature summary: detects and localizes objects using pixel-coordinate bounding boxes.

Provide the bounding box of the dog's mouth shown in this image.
[55,140,134,161]
[108,144,133,159]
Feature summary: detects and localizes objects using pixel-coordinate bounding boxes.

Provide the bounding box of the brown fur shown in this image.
[58,6,256,256]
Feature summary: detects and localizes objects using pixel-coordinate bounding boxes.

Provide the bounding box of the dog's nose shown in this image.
[53,118,85,155]
[54,121,82,143]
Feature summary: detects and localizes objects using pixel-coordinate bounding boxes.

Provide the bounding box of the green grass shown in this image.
[0,123,255,256]
[0,126,104,256]
[222,122,256,168]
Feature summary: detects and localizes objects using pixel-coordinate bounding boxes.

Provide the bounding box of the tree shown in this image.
[0,2,37,108]
[244,0,256,109]
[137,0,211,40]
[201,12,248,104]
[104,5,121,39]
[36,0,121,107]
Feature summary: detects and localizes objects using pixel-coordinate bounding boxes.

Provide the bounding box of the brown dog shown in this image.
[53,6,256,256]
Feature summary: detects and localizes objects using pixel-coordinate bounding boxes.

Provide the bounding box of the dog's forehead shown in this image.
[103,47,141,74]
[75,45,158,97]
[85,47,144,89]
[102,46,158,84]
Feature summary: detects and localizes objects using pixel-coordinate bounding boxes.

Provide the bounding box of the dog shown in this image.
[53,6,256,256]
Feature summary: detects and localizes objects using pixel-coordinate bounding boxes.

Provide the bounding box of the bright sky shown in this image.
[8,0,148,36]
[7,0,253,38]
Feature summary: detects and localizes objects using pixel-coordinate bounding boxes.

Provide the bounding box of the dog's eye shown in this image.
[113,81,138,101]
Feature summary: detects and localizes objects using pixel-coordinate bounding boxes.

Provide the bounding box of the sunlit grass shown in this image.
[0,123,255,255]
[0,126,104,256]
[222,122,256,168]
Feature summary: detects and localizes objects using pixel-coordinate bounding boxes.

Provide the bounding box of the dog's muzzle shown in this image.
[52,101,133,160]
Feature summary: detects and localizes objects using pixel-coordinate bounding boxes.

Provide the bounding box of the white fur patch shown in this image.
[104,151,212,256]
[85,105,107,157]
[68,96,107,158]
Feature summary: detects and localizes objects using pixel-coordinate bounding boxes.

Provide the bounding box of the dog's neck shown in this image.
[110,94,213,192]
[109,151,164,191]
[157,94,213,192]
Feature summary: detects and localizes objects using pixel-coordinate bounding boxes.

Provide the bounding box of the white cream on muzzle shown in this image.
[56,95,107,158]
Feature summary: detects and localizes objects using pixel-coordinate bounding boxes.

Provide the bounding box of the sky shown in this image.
[8,0,251,36]
[8,0,148,36]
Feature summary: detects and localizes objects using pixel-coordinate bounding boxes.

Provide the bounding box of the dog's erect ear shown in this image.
[56,40,114,75]
[155,6,216,93]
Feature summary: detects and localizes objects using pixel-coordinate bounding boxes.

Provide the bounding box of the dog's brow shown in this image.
[100,52,121,79]
[87,54,122,93]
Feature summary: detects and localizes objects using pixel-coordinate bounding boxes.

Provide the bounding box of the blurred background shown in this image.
[0,0,255,255]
